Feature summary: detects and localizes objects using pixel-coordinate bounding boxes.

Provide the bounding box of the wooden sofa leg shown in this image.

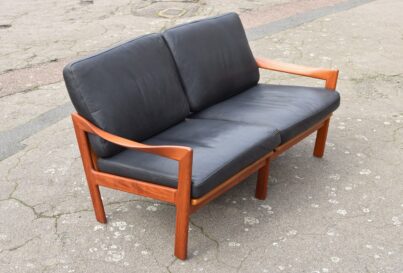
[174,153,192,260]
[87,181,107,224]
[72,118,107,224]
[174,202,190,260]
[313,118,330,158]
[255,158,270,200]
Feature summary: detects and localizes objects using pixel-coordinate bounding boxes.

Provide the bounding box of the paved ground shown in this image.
[0,0,402,272]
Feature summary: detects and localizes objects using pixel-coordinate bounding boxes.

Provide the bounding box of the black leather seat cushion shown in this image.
[192,84,340,143]
[63,34,190,158]
[97,119,280,198]
[163,13,259,112]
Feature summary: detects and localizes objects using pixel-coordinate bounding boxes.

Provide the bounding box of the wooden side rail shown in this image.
[255,57,339,90]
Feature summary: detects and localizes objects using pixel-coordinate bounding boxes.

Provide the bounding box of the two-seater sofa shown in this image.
[63,13,340,260]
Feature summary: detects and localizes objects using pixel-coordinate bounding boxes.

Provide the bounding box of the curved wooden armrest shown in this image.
[71,113,192,161]
[255,57,339,90]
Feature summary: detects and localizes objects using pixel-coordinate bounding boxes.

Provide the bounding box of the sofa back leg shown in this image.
[313,118,330,158]
[72,115,107,224]
[255,158,270,200]
[88,183,107,224]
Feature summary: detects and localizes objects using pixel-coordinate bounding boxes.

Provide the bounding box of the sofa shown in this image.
[63,13,340,260]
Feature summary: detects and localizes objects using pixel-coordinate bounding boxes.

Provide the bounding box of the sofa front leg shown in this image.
[255,158,270,200]
[174,152,193,260]
[174,200,190,260]
[313,118,330,158]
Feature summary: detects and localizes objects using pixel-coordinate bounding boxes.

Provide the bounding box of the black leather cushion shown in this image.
[63,34,190,158]
[97,119,280,198]
[192,84,340,143]
[163,13,259,112]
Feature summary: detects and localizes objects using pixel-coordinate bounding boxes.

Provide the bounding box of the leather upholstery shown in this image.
[192,84,340,143]
[63,34,190,158]
[97,119,280,198]
[163,13,259,112]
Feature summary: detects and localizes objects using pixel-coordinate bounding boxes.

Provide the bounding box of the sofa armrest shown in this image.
[71,113,192,161]
[72,112,193,211]
[255,57,339,90]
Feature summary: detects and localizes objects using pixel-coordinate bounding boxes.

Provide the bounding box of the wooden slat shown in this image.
[93,171,177,204]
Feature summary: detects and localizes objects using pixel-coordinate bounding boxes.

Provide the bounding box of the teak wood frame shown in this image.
[71,57,338,260]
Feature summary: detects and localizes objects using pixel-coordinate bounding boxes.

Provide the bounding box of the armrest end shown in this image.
[255,57,339,90]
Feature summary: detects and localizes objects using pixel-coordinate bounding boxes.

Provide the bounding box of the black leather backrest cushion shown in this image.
[63,34,190,158]
[163,13,259,112]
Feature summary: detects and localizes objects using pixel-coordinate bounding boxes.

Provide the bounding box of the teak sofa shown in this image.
[63,13,340,260]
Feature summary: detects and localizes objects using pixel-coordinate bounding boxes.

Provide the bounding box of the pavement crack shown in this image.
[189,219,237,269]
[0,236,40,254]
[166,257,177,273]
[4,144,40,199]
[235,246,264,273]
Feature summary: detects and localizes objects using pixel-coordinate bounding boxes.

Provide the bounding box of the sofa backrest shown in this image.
[63,34,190,158]
[163,13,259,112]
